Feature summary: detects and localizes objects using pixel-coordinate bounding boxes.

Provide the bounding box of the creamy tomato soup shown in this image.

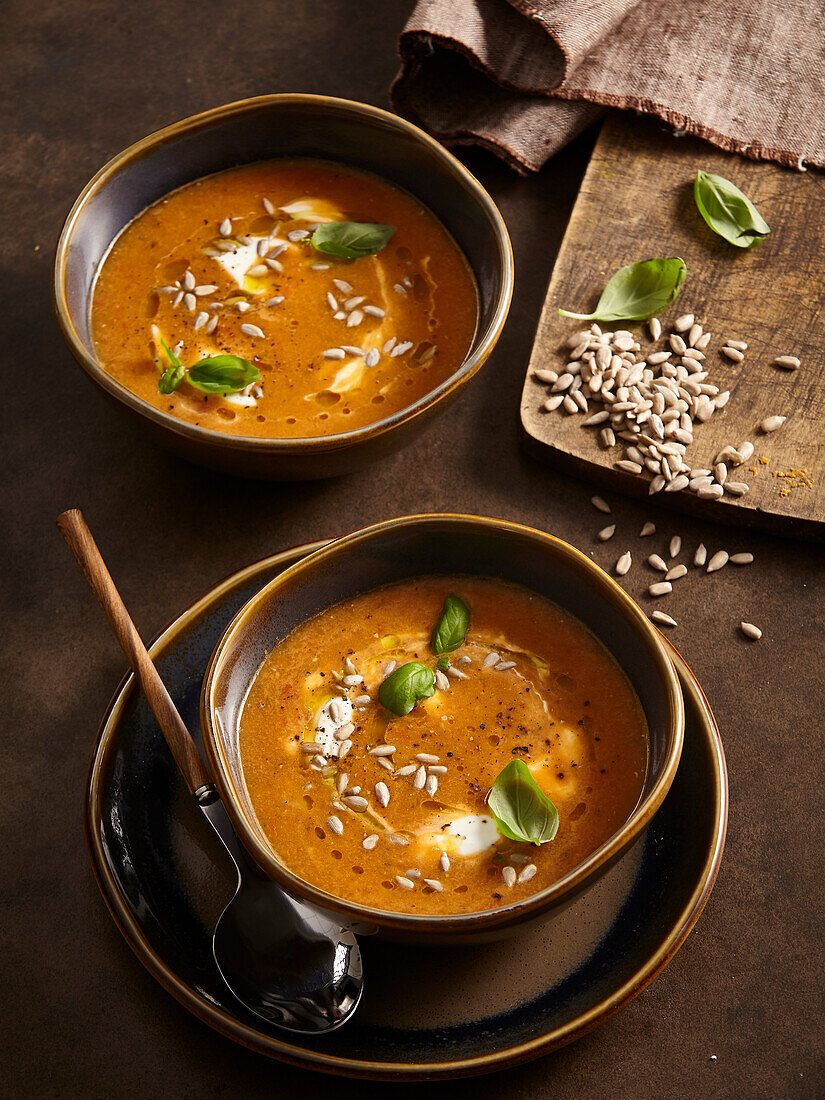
[91,160,478,438]
[238,577,648,916]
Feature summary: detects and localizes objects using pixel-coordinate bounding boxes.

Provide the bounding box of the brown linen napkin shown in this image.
[392,0,825,172]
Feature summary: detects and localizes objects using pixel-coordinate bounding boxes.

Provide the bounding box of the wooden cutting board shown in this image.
[520,114,824,539]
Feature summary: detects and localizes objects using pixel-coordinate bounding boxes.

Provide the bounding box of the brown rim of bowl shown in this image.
[84,541,726,1080]
[200,514,685,937]
[52,93,514,455]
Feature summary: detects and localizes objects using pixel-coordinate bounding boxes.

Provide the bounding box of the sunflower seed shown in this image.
[648,553,668,571]
[374,782,390,808]
[423,879,443,891]
[666,564,687,581]
[721,346,744,362]
[591,495,611,513]
[342,674,363,686]
[457,655,471,666]
[324,348,346,361]
[698,485,725,499]
[600,428,616,447]
[206,316,218,334]
[726,339,748,351]
[649,581,672,596]
[647,350,672,364]
[246,264,268,277]
[416,753,440,764]
[483,652,500,668]
[333,278,353,294]
[193,311,209,331]
[669,334,688,355]
[337,739,353,759]
[583,410,610,426]
[740,622,762,640]
[428,765,447,775]
[219,218,232,237]
[353,694,371,707]
[760,415,786,433]
[445,666,468,680]
[773,355,800,371]
[706,551,729,573]
[616,552,632,576]
[651,610,678,627]
[301,743,322,754]
[390,833,410,846]
[425,774,439,796]
[342,795,369,814]
[241,323,264,339]
[194,284,218,296]
[327,816,343,836]
[392,340,414,356]
[648,317,662,340]
[368,745,396,757]
[598,524,616,542]
[640,522,656,537]
[736,441,755,464]
[674,314,694,332]
[687,323,703,347]
[694,543,708,567]
[533,369,559,384]
[434,669,450,691]
[365,348,380,367]
[725,481,750,496]
[495,661,516,671]
[335,773,349,795]
[616,459,642,474]
[394,765,416,777]
[649,475,666,494]
[362,834,379,850]
[393,283,407,295]
[413,765,427,789]
[518,864,537,883]
[729,553,754,566]
[543,395,564,412]
[363,305,385,318]
[440,851,450,872]
[665,474,690,492]
[395,875,415,890]
[215,239,236,252]
[183,292,196,311]
[235,301,251,313]
[669,536,682,557]
[287,229,309,242]
[502,866,517,888]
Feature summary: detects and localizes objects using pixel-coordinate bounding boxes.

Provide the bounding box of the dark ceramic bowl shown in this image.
[53,94,513,480]
[201,515,685,944]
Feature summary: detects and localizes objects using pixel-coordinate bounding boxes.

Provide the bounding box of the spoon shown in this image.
[57,509,364,1033]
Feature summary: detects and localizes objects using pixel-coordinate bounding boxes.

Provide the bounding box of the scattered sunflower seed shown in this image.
[390,833,410,846]
[598,524,616,542]
[706,551,729,573]
[648,554,668,572]
[773,355,800,371]
[651,610,678,627]
[760,415,786,433]
[362,834,379,850]
[591,495,611,513]
[423,879,444,891]
[740,622,763,640]
[375,782,390,808]
[241,323,265,339]
[666,564,687,581]
[730,552,754,565]
[640,522,656,537]
[483,652,501,668]
[368,745,396,757]
[440,851,450,872]
[327,816,343,836]
[616,552,632,576]
[395,875,415,890]
[694,543,708,567]
[518,864,538,884]
[502,866,517,888]
[343,795,369,812]
[413,765,427,789]
[649,581,673,597]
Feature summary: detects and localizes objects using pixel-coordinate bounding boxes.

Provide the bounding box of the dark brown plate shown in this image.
[84,542,727,1080]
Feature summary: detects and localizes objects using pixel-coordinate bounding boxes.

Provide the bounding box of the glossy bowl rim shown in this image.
[52,93,514,455]
[201,513,685,936]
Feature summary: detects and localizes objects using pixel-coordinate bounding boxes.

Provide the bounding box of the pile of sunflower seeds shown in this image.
[533,313,792,499]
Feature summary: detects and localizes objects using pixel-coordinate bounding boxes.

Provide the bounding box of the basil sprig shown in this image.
[310,221,395,260]
[559,257,686,322]
[187,355,261,395]
[158,339,186,394]
[694,170,770,249]
[378,662,436,717]
[156,347,260,397]
[488,760,559,846]
[431,593,470,654]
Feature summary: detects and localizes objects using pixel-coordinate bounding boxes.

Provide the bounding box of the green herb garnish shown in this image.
[559,257,687,322]
[158,339,186,394]
[310,221,395,260]
[431,594,470,655]
[488,760,559,846]
[436,656,450,672]
[186,355,261,395]
[694,170,770,249]
[378,662,436,717]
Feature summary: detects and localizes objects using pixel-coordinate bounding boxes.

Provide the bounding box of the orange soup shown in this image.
[238,577,648,915]
[91,160,478,438]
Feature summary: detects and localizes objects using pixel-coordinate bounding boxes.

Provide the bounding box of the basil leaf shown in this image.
[488,760,559,846]
[431,594,470,654]
[158,338,185,394]
[378,661,436,717]
[187,355,261,395]
[311,221,395,260]
[436,656,450,672]
[559,257,687,321]
[694,170,770,248]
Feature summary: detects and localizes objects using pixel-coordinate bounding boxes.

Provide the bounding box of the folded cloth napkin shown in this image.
[392,0,825,172]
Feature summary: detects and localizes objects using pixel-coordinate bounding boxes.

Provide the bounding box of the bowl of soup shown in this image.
[201,515,684,943]
[53,95,512,479]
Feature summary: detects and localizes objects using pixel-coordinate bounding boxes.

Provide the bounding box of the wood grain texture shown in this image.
[521,114,824,539]
[56,509,213,793]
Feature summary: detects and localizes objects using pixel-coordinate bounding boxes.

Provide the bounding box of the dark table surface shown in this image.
[5,1,823,1096]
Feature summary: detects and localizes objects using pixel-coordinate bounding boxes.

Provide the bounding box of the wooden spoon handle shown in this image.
[57,508,213,794]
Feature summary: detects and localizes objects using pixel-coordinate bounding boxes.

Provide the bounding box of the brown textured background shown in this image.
[3,1,823,1096]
